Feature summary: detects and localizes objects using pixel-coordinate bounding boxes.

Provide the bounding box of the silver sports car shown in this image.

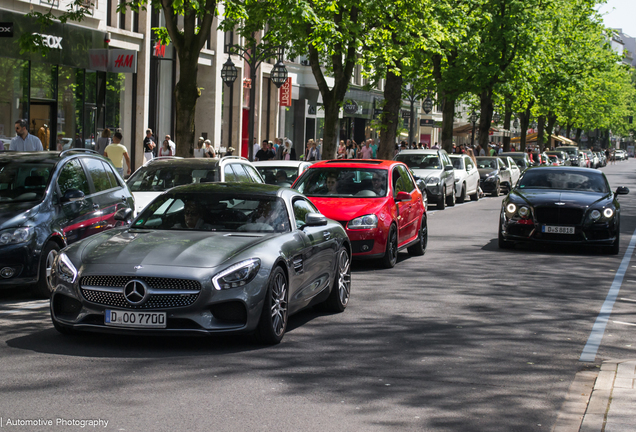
[50,183,352,344]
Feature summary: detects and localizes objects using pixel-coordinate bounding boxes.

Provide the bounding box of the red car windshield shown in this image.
[294,168,388,198]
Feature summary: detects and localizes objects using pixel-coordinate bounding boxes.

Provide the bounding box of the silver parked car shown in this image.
[395,149,456,209]
[50,183,351,344]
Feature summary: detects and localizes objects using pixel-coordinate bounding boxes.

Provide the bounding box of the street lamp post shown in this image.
[221,57,238,153]
[224,38,288,161]
[470,111,478,148]
[513,119,519,137]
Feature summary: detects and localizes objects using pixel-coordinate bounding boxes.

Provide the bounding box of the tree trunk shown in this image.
[321,93,341,160]
[575,128,582,144]
[440,93,455,153]
[477,89,494,153]
[502,100,512,152]
[545,113,556,150]
[566,124,572,140]
[519,108,530,152]
[174,56,199,158]
[536,115,546,151]
[378,70,403,160]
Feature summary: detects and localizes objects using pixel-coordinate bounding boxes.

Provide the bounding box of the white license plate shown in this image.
[542,225,575,234]
[105,310,167,328]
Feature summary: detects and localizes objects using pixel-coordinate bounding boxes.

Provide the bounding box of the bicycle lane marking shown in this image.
[580,228,636,362]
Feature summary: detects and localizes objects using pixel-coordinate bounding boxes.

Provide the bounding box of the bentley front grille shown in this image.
[535,207,583,225]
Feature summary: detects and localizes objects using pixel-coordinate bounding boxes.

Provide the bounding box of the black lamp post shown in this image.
[422,97,433,114]
[492,112,501,124]
[513,118,519,137]
[470,111,478,148]
[221,56,238,153]
[226,38,288,161]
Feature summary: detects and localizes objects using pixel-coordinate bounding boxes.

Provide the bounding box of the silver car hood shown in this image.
[81,229,272,268]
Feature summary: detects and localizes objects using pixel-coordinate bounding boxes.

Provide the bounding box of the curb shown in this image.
[579,359,636,432]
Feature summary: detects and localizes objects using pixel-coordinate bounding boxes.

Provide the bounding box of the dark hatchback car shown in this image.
[500,152,533,172]
[0,150,134,297]
[499,167,628,254]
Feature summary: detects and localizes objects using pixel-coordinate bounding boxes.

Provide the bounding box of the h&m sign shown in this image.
[89,49,138,73]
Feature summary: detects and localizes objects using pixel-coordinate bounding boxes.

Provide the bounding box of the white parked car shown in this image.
[497,156,521,191]
[253,160,314,187]
[449,154,480,202]
[126,156,264,214]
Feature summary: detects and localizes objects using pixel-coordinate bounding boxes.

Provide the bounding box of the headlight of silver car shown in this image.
[348,214,378,230]
[0,227,35,246]
[212,258,261,290]
[57,252,78,284]
[425,176,439,186]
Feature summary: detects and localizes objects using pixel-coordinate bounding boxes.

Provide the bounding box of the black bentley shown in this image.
[498,167,628,254]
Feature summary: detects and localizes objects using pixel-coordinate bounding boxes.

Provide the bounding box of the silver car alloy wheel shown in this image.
[337,249,351,306]
[45,249,59,291]
[270,272,288,337]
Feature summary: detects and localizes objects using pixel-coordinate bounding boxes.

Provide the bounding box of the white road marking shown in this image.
[612,321,636,327]
[580,228,636,362]
[619,298,636,303]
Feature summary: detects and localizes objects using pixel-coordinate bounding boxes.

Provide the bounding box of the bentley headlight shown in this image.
[348,214,378,230]
[518,206,530,218]
[212,258,261,290]
[0,227,35,246]
[506,203,517,214]
[603,208,614,218]
[57,252,78,283]
[590,209,601,221]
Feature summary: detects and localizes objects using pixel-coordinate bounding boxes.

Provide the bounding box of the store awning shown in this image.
[452,124,499,136]
[511,132,537,144]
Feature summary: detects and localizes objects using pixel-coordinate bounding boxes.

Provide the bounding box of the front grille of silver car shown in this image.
[80,276,202,309]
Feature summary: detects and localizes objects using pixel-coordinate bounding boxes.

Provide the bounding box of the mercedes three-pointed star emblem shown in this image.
[124,279,150,305]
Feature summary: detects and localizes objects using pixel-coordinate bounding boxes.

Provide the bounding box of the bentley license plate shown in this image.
[105,310,167,328]
[542,225,575,234]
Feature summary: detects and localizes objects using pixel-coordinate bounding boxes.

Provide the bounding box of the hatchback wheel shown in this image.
[437,187,446,210]
[322,247,351,312]
[457,183,466,203]
[447,184,456,206]
[381,225,398,268]
[492,180,500,197]
[256,267,288,344]
[407,217,427,256]
[33,242,60,299]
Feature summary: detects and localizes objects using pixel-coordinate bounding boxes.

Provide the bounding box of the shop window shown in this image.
[57,66,83,150]
[30,62,56,101]
[0,58,28,141]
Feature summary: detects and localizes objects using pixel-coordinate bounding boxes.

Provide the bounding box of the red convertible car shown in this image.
[292,160,427,268]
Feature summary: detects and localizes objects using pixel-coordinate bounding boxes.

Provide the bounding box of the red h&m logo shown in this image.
[114,54,134,69]
[154,41,166,58]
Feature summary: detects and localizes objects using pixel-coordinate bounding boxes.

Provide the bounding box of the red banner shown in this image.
[279,78,292,107]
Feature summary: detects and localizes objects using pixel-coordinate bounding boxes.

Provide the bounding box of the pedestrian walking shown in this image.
[95,129,111,155]
[337,140,346,159]
[165,135,176,155]
[104,131,131,177]
[10,119,43,151]
[143,129,155,162]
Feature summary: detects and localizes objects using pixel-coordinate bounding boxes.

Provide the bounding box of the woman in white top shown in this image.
[193,138,206,158]
[158,139,173,156]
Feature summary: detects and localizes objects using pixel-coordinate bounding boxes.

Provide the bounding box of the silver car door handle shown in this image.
[323,231,331,240]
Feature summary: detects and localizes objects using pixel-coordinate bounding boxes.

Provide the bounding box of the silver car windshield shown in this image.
[518,170,608,193]
[128,165,220,192]
[395,154,441,170]
[133,193,291,233]
[294,168,388,198]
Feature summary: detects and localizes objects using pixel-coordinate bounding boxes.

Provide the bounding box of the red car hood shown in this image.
[307,197,389,222]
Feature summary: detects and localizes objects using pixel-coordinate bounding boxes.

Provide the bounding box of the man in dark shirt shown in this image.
[255,141,275,161]
[143,128,156,161]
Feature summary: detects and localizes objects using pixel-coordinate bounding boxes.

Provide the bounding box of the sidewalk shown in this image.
[580,359,636,432]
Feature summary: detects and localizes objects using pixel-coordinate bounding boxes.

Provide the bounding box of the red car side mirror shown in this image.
[395,191,412,202]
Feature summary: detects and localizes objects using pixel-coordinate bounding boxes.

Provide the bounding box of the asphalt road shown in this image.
[1,160,636,432]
